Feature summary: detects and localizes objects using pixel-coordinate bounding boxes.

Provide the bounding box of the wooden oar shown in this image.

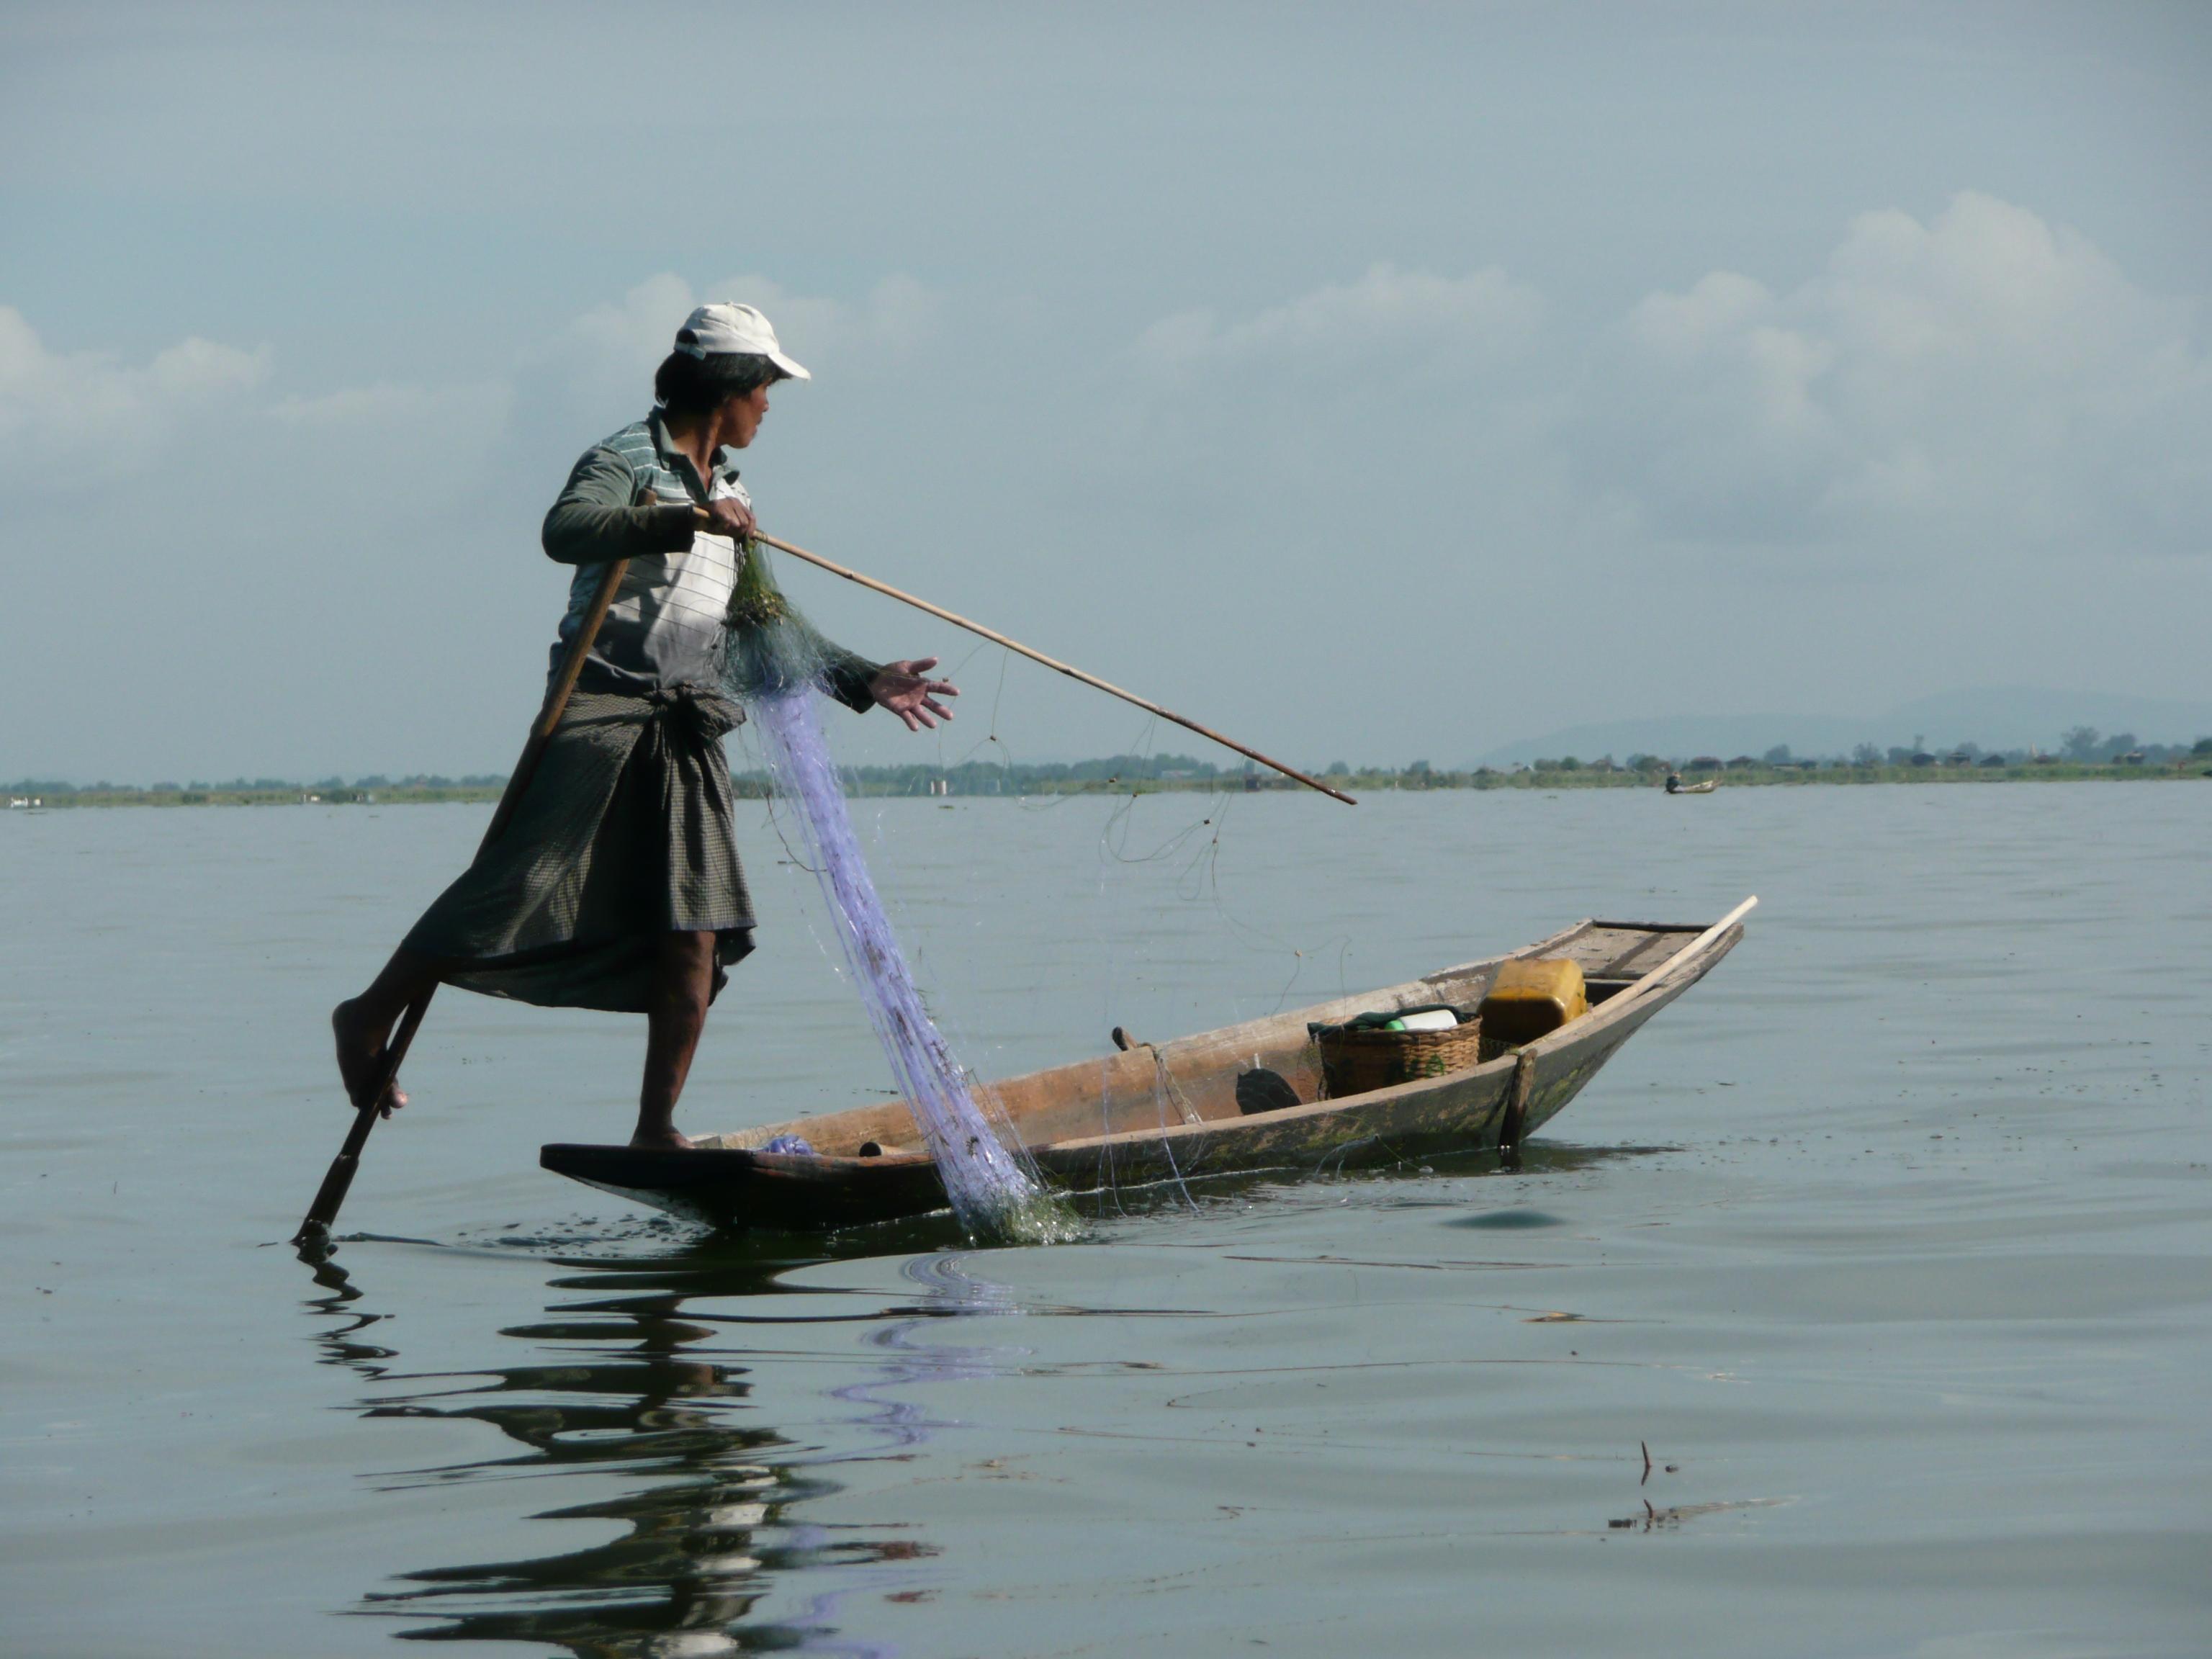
[294,557,634,1249]
[753,532,1356,806]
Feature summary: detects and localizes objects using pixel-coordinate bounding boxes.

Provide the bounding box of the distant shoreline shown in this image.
[9,757,2206,810]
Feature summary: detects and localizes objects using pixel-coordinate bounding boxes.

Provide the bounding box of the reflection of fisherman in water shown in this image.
[300,1241,1022,1657]
[300,1246,930,1658]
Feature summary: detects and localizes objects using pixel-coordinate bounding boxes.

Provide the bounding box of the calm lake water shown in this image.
[4,783,2208,1657]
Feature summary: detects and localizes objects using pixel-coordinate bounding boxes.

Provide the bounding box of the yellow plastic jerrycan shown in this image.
[1477,958,1588,1052]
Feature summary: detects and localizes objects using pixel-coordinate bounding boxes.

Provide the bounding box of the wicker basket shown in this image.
[1312,1013,1485,1098]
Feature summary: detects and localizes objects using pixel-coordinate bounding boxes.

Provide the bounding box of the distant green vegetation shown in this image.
[10,734,2209,809]
[1,775,509,809]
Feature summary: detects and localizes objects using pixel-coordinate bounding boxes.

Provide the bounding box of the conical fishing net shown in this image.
[724,546,1076,1244]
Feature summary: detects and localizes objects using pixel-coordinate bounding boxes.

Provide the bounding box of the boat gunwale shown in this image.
[686,917,1599,1163]
[1039,912,1744,1157]
[559,910,1748,1178]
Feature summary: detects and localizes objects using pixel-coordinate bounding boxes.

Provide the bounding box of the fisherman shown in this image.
[332,302,957,1148]
[1665,769,1683,793]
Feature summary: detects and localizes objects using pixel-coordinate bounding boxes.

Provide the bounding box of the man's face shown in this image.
[723,382,772,449]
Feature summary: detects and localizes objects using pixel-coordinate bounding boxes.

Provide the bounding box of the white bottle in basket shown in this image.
[1388,1008,1460,1033]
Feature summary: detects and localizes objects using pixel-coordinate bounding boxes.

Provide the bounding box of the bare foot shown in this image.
[629,1125,695,1151]
[331,999,409,1117]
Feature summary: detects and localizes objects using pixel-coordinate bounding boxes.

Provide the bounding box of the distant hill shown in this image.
[1473,686,2212,766]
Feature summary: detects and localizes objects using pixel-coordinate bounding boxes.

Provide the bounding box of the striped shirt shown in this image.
[541,412,755,696]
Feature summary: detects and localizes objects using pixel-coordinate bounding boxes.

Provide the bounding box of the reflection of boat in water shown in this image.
[543,907,1753,1233]
[301,1238,1001,1656]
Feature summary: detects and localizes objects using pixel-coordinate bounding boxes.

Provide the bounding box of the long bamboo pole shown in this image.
[293,557,635,1250]
[753,532,1356,806]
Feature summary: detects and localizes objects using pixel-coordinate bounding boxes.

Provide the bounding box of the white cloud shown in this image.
[264,379,517,526]
[545,272,696,391]
[1578,192,2212,549]
[0,271,935,499]
[535,271,935,389]
[0,301,533,536]
[1140,262,1545,381]
[709,271,940,366]
[271,379,509,431]
[0,305,268,462]
[507,272,943,457]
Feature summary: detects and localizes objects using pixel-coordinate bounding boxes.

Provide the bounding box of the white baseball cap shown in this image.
[673,302,811,381]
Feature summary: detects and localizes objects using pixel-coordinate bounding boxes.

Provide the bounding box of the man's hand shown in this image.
[696,498,757,541]
[869,658,959,732]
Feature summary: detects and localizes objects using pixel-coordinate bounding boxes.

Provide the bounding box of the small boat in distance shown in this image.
[541,902,1754,1233]
[1665,770,1719,794]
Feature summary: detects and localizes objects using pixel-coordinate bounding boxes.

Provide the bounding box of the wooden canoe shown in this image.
[541,901,1753,1233]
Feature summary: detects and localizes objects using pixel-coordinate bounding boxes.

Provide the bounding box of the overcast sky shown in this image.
[4,1,2208,781]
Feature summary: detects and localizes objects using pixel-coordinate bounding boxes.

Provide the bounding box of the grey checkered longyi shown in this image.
[401,686,757,1013]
